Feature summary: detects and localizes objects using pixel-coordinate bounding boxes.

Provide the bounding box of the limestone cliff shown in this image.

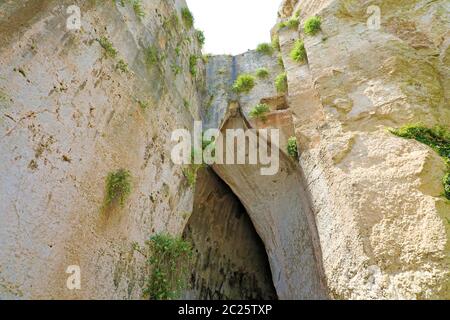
[0,0,204,299]
[0,0,449,300]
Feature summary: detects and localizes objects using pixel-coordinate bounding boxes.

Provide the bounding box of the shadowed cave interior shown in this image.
[182,168,278,300]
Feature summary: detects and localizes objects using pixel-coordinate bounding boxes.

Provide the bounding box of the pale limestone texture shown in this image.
[0,0,204,299]
[0,0,449,301]
[277,0,450,299]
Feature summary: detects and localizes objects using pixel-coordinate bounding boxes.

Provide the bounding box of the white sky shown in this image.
[186,0,281,55]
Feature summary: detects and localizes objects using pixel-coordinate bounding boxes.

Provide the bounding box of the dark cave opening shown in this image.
[182,168,278,300]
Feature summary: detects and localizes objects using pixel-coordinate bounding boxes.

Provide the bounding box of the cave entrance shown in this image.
[182,167,277,300]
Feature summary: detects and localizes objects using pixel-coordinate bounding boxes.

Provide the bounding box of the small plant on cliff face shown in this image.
[233,74,256,94]
[132,0,145,19]
[256,68,269,79]
[444,173,450,200]
[390,125,450,160]
[139,234,192,300]
[189,55,198,76]
[145,46,159,68]
[181,7,194,29]
[275,72,288,94]
[182,164,203,188]
[256,43,274,56]
[390,124,450,200]
[98,36,118,58]
[290,39,307,63]
[249,103,270,121]
[196,30,205,47]
[279,16,299,30]
[287,137,299,158]
[104,169,132,208]
[278,54,285,69]
[304,16,322,36]
[202,54,211,64]
[116,59,129,73]
[272,35,281,52]
[171,64,182,76]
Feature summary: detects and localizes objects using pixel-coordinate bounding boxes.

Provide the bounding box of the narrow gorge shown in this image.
[0,0,449,300]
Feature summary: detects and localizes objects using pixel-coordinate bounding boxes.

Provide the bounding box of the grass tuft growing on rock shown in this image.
[256,43,274,56]
[104,169,132,208]
[132,0,145,19]
[290,39,307,63]
[390,124,450,200]
[144,46,159,68]
[275,73,288,94]
[139,234,192,300]
[249,103,270,121]
[279,16,300,30]
[304,16,322,36]
[256,68,269,79]
[116,59,129,73]
[181,7,194,29]
[233,74,256,94]
[196,30,205,47]
[189,55,198,76]
[272,35,281,52]
[287,137,299,158]
[98,36,118,58]
[278,54,285,69]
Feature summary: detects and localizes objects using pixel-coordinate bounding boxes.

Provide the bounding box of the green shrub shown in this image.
[171,64,182,76]
[278,54,285,69]
[275,73,288,94]
[286,16,300,29]
[390,124,450,159]
[181,7,194,29]
[279,17,299,30]
[304,16,321,36]
[287,137,299,158]
[116,59,129,73]
[256,43,273,56]
[294,9,301,18]
[189,55,198,76]
[249,103,270,121]
[98,36,117,58]
[196,30,205,47]
[290,39,307,63]
[145,46,159,68]
[183,166,200,187]
[272,35,280,51]
[104,169,132,207]
[202,54,211,64]
[183,99,190,109]
[444,173,450,200]
[132,0,145,19]
[233,74,256,93]
[390,124,450,200]
[143,234,192,300]
[256,68,269,79]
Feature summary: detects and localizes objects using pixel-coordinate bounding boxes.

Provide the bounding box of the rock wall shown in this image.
[0,0,204,299]
[277,0,450,299]
[0,0,449,300]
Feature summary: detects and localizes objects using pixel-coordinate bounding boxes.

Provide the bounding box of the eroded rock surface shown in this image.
[0,0,204,299]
